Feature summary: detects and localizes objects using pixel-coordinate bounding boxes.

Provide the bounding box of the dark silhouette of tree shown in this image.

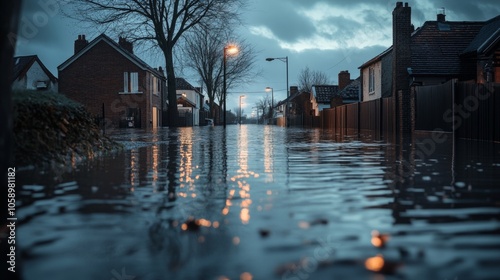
[182,26,258,120]
[255,94,272,122]
[66,0,243,126]
[297,66,330,93]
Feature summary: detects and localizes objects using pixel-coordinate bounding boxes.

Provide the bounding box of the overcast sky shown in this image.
[15,0,500,115]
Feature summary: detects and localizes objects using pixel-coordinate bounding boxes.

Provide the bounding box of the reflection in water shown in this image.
[365,254,385,272]
[264,125,274,182]
[15,125,500,280]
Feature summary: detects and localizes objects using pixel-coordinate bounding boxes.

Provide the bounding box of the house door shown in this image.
[127,108,141,128]
[152,106,159,128]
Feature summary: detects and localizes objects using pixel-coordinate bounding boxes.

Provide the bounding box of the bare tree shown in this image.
[297,66,330,93]
[66,0,243,125]
[255,94,272,122]
[182,26,258,120]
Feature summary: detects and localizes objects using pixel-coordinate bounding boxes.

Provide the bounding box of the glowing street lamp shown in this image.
[265,56,288,127]
[223,45,239,128]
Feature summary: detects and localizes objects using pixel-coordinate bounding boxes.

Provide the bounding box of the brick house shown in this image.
[359,3,500,101]
[12,55,57,92]
[58,34,166,129]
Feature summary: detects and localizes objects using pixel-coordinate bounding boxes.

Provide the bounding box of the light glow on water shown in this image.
[15,125,500,280]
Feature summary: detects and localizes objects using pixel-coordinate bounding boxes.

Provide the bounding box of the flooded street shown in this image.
[15,125,500,280]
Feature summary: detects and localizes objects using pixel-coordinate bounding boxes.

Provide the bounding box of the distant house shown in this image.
[175,77,203,126]
[312,85,339,111]
[12,55,57,92]
[288,86,319,117]
[336,77,361,105]
[58,34,166,129]
[359,8,500,100]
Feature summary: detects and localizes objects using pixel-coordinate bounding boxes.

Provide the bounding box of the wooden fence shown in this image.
[304,81,498,142]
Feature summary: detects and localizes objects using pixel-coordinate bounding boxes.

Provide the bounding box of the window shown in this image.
[152,76,160,96]
[123,72,140,93]
[368,67,375,93]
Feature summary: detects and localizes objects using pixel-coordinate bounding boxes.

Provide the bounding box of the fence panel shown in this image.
[382,96,395,138]
[456,82,499,141]
[359,99,380,132]
[415,80,453,132]
[322,108,335,130]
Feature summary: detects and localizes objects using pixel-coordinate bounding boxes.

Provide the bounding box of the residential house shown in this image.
[58,34,165,129]
[288,86,319,117]
[359,3,500,100]
[312,85,339,111]
[336,77,361,106]
[359,48,392,101]
[175,77,203,126]
[461,16,500,83]
[12,55,58,92]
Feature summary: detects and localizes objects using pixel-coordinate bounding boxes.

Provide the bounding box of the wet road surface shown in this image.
[15,125,500,279]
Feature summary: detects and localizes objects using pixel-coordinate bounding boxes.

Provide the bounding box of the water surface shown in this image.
[16,125,500,279]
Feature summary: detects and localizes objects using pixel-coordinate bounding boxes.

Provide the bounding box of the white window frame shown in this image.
[368,67,375,94]
[152,76,160,96]
[120,72,142,94]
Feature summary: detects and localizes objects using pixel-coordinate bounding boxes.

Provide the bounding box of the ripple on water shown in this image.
[15,126,500,280]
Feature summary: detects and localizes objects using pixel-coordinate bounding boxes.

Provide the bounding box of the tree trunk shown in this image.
[165,46,178,127]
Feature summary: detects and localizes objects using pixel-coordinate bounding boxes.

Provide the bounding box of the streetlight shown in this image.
[239,95,245,125]
[265,87,274,124]
[265,56,288,127]
[223,44,239,128]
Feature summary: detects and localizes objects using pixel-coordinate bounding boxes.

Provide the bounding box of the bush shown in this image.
[12,90,122,167]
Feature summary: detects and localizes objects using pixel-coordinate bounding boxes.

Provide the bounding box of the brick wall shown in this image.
[59,39,162,129]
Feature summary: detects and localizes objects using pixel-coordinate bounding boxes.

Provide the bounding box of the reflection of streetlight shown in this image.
[223,45,239,128]
[239,95,245,125]
[265,87,274,123]
[266,56,288,127]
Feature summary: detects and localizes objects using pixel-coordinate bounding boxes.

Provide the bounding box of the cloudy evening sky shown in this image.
[15,0,500,114]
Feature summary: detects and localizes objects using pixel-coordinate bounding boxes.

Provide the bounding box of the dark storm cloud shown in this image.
[431,0,500,20]
[287,0,391,9]
[250,0,316,42]
[16,0,64,44]
[15,0,80,74]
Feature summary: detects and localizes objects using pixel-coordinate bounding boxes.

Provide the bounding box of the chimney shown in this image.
[392,2,413,136]
[118,37,133,54]
[392,2,412,95]
[290,86,299,96]
[437,7,446,22]
[74,34,88,54]
[338,70,351,90]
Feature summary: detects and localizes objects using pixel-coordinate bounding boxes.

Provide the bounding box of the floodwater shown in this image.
[15,125,500,280]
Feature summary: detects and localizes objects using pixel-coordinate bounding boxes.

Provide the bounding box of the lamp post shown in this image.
[265,87,274,123]
[239,95,245,125]
[266,56,288,127]
[223,45,239,128]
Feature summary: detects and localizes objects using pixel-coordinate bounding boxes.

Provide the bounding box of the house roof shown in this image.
[57,33,164,77]
[411,20,484,76]
[312,85,339,104]
[462,15,500,55]
[359,16,496,76]
[13,55,57,83]
[359,47,393,69]
[177,96,197,108]
[175,77,200,92]
[338,77,360,100]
